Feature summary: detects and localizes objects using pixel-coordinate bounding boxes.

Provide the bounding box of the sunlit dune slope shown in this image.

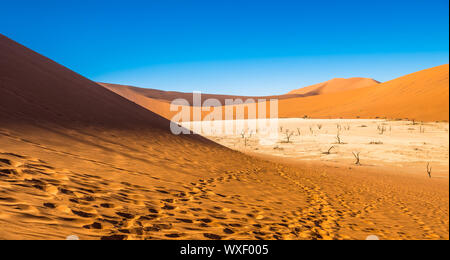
[99,82,308,120]
[100,83,303,121]
[288,77,379,95]
[278,64,449,122]
[102,65,448,122]
[98,78,380,121]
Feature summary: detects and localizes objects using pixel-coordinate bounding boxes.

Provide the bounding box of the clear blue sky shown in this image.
[1,0,448,95]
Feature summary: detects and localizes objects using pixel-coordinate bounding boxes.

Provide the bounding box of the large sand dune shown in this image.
[102,65,449,122]
[99,83,306,120]
[0,37,172,131]
[278,65,449,122]
[0,34,448,240]
[288,77,379,95]
[100,83,304,105]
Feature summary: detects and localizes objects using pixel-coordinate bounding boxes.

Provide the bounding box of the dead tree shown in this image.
[352,152,361,165]
[377,125,386,135]
[285,130,294,143]
[240,130,246,139]
[420,126,425,133]
[336,132,343,144]
[427,163,432,178]
[323,146,335,155]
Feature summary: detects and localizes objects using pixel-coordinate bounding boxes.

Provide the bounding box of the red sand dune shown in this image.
[99,83,304,106]
[0,33,291,240]
[288,77,379,95]
[0,35,171,131]
[102,66,449,122]
[277,64,449,122]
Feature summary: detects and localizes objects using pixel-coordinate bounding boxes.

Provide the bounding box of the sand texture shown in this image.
[0,34,448,240]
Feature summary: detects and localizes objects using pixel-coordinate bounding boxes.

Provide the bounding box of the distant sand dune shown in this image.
[288,77,379,95]
[102,66,449,122]
[99,83,305,105]
[277,65,449,122]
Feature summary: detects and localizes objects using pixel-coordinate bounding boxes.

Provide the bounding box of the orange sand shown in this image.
[288,77,379,95]
[102,66,449,122]
[0,34,448,240]
[277,65,449,122]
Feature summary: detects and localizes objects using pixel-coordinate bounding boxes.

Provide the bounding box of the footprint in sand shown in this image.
[203,233,223,240]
